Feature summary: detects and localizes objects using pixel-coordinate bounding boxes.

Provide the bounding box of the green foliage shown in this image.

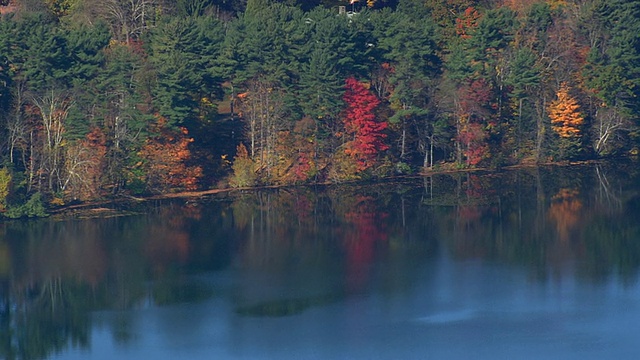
[124,161,148,195]
[0,13,66,92]
[526,2,552,34]
[235,3,304,86]
[4,192,48,219]
[296,7,353,121]
[505,47,540,99]
[395,161,412,174]
[446,40,474,83]
[175,0,215,17]
[396,0,431,19]
[298,45,344,120]
[64,22,111,86]
[467,7,516,78]
[0,168,11,211]
[245,0,270,15]
[146,16,224,126]
[582,0,640,115]
[371,8,439,106]
[64,22,112,140]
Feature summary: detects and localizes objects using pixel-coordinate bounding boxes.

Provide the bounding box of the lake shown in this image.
[1,163,640,359]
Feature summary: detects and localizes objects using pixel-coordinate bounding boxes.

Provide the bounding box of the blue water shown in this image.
[53,253,640,360]
[4,165,640,359]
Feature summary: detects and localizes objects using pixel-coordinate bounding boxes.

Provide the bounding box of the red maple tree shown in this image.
[456,79,492,166]
[342,77,388,171]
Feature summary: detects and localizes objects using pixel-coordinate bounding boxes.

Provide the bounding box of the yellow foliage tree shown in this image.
[546,0,567,10]
[548,83,583,139]
[230,143,257,188]
[0,168,10,212]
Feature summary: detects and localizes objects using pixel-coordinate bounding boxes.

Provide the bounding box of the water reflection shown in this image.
[0,163,639,358]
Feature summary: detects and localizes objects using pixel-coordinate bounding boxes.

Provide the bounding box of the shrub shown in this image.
[0,168,10,212]
[4,192,48,219]
[230,144,257,188]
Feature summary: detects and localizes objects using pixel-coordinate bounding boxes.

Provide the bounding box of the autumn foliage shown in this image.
[458,119,489,166]
[548,83,583,139]
[64,127,108,201]
[456,7,481,39]
[230,143,256,187]
[456,79,493,166]
[342,77,388,172]
[2,0,640,211]
[138,117,202,192]
[289,119,317,182]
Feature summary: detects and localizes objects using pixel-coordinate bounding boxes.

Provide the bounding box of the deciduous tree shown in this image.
[548,83,583,139]
[342,77,388,172]
[137,116,202,192]
[548,83,584,158]
[62,127,107,200]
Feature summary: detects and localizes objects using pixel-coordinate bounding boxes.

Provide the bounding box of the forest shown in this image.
[0,0,638,217]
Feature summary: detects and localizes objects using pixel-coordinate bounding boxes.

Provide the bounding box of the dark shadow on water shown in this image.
[235,293,341,317]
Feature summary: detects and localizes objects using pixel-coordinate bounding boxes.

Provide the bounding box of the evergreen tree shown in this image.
[63,22,111,140]
[94,42,149,190]
[371,5,440,166]
[583,0,640,115]
[0,13,68,92]
[505,46,541,156]
[145,16,224,126]
[296,7,355,123]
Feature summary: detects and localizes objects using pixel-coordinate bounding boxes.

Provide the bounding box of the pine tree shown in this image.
[146,16,223,126]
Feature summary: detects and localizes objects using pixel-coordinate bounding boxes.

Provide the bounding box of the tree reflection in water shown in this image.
[0,163,639,358]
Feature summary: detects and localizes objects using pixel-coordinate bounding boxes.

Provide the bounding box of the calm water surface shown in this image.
[2,164,640,359]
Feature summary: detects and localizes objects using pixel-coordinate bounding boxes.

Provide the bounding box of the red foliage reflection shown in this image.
[343,196,388,292]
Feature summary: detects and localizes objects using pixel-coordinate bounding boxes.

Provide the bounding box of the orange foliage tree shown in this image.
[548,83,584,158]
[138,117,202,192]
[458,117,489,166]
[548,83,583,139]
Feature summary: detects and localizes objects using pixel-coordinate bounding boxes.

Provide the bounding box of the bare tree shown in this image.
[236,77,286,179]
[7,82,28,165]
[30,89,73,192]
[592,107,629,156]
[91,0,158,44]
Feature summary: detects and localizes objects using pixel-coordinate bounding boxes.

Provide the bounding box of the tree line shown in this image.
[0,0,638,217]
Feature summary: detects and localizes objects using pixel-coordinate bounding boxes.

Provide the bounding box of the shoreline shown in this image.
[44,159,619,218]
